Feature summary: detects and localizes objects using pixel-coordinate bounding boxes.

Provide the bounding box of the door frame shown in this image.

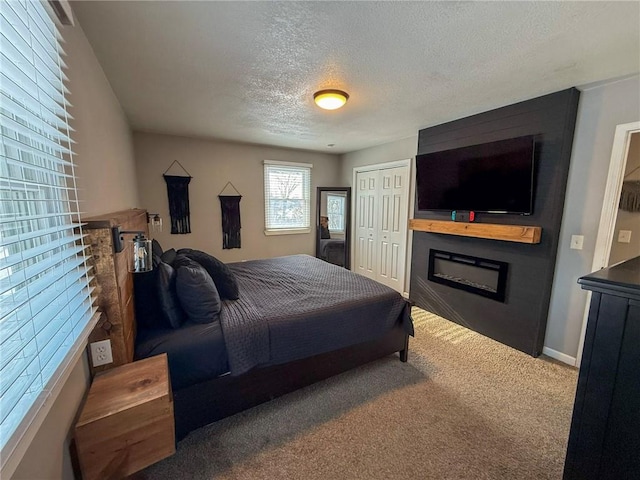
[575,121,640,367]
[352,159,413,295]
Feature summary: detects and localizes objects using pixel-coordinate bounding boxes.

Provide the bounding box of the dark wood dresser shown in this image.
[563,256,640,480]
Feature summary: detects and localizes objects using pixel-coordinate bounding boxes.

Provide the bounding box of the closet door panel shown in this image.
[377,166,409,291]
[378,169,393,285]
[355,171,378,279]
[355,164,409,293]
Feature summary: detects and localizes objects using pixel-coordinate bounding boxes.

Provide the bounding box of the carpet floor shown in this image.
[138,308,578,480]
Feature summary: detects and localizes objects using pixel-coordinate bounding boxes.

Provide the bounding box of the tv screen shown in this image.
[416,136,535,215]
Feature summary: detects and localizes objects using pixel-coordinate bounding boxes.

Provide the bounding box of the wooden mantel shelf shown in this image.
[409,219,542,244]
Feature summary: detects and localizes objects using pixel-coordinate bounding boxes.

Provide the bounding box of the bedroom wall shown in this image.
[339,135,418,185]
[133,132,340,262]
[411,89,580,358]
[11,14,140,480]
[338,76,639,363]
[339,135,418,295]
[546,74,640,361]
[68,37,139,215]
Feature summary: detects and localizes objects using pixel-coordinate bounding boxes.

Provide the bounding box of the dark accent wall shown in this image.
[410,89,580,356]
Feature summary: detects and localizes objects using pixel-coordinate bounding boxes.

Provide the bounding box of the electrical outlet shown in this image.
[618,230,632,244]
[570,235,584,250]
[90,339,113,367]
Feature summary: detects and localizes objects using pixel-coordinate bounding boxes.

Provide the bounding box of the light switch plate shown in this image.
[618,230,632,244]
[570,235,584,250]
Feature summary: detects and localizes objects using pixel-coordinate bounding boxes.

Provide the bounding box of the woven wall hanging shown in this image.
[163,160,192,234]
[218,182,242,249]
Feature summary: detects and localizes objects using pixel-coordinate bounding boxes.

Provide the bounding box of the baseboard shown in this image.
[542,346,577,367]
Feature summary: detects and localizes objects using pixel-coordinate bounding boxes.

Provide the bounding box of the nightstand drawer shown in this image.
[75,354,175,479]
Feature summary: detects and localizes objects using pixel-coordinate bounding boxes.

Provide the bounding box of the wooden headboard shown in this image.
[83,209,148,374]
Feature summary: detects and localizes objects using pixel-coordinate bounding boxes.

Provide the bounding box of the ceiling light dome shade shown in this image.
[314,89,349,110]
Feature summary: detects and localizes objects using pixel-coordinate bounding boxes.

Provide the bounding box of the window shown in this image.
[326,193,346,233]
[0,0,97,470]
[264,160,312,234]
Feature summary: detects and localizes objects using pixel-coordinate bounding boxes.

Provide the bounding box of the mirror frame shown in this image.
[316,187,351,269]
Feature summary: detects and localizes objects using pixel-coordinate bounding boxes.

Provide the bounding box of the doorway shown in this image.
[353,159,411,294]
[608,132,640,264]
[576,122,640,367]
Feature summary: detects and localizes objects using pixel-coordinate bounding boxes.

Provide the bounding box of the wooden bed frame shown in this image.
[173,325,409,440]
[86,210,410,441]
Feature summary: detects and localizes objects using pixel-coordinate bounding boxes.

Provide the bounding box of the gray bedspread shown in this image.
[319,238,344,257]
[221,254,412,376]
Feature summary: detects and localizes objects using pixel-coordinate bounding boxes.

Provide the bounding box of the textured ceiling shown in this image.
[71,1,640,154]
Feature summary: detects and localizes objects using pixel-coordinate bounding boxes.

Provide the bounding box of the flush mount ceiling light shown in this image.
[314,89,349,110]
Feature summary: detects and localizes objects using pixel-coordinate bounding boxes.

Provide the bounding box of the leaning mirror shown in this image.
[316,187,351,269]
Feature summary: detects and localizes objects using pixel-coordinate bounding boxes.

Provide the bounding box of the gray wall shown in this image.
[546,75,640,359]
[339,136,418,186]
[12,14,140,480]
[340,135,418,295]
[340,77,640,362]
[68,36,139,215]
[134,132,340,262]
[411,89,580,357]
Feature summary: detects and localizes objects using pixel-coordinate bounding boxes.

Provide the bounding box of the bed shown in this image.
[319,238,346,266]
[317,214,346,267]
[133,249,413,440]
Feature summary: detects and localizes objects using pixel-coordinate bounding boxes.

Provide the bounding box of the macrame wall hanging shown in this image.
[218,182,242,249]
[163,160,192,234]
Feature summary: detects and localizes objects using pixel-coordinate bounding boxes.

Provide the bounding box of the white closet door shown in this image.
[355,170,378,279]
[377,166,410,291]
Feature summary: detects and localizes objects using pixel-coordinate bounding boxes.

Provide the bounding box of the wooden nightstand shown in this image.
[75,354,175,480]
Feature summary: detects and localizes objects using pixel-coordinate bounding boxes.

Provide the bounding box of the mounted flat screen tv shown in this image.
[416,135,536,215]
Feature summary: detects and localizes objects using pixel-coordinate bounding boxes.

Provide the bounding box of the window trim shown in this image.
[264,228,311,236]
[263,160,313,236]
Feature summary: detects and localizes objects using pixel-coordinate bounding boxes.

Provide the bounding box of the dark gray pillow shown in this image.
[173,253,199,270]
[177,249,239,300]
[152,253,162,269]
[152,239,163,258]
[160,248,176,266]
[133,269,161,330]
[176,263,222,324]
[156,261,184,329]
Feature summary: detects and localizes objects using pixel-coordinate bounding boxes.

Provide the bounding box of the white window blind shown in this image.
[264,160,312,234]
[326,193,346,233]
[0,0,96,464]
